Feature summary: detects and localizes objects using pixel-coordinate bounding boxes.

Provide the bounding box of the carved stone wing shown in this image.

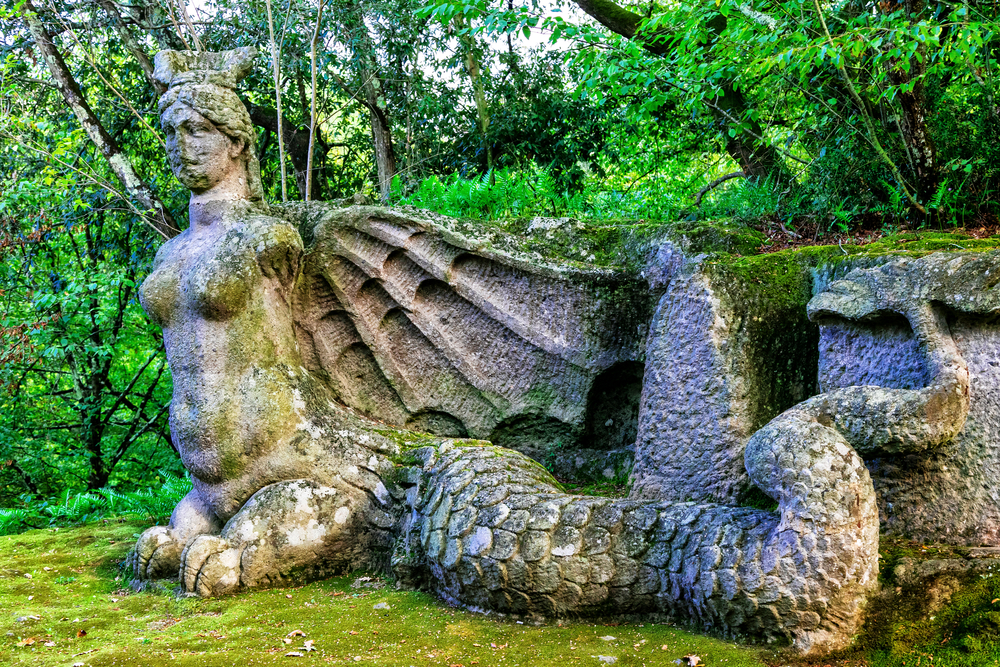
[282,203,649,477]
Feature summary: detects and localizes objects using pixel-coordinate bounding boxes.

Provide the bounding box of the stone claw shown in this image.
[134,525,184,581]
[180,534,242,597]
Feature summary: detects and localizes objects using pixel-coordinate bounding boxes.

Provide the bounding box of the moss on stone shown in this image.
[808,551,1000,667]
[374,427,442,463]
[666,219,767,257]
[0,521,772,666]
[690,230,1000,437]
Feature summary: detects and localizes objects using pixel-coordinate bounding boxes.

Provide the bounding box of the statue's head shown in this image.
[153,47,264,201]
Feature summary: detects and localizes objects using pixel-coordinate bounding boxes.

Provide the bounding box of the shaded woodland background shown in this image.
[1,0,999,527]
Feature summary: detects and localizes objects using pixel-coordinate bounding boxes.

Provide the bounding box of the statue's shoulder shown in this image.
[230,202,304,252]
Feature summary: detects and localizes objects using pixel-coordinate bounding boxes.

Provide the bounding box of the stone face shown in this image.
[133,49,402,596]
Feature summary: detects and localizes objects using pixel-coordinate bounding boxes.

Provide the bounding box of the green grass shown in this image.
[0,521,771,666]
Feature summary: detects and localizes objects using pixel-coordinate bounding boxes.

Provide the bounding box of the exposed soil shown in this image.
[753,213,1000,254]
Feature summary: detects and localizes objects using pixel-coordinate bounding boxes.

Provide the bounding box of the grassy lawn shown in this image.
[0,521,772,666]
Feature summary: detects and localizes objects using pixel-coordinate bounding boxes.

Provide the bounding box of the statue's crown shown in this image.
[153,47,257,90]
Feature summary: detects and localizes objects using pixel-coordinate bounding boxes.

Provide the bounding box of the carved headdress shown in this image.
[154,47,265,202]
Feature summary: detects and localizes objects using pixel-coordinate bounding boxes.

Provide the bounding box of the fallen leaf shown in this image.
[282,638,293,645]
[285,651,304,657]
[302,639,316,652]
[76,629,87,638]
[24,573,31,579]
[43,567,51,571]
[28,596,33,600]
[332,591,343,596]
[17,637,37,646]
[44,641,56,647]
[599,635,616,641]
[285,594,293,599]
[684,654,702,667]
[349,630,358,635]
[287,630,306,638]
[993,598,999,604]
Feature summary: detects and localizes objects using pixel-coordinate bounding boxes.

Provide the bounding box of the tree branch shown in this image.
[19,0,181,238]
[696,171,745,206]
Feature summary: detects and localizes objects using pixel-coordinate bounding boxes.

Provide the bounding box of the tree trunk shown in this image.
[124,0,188,51]
[456,17,492,172]
[337,5,397,201]
[889,0,939,205]
[96,0,165,96]
[21,0,180,239]
[716,85,792,185]
[363,77,397,201]
[246,101,324,200]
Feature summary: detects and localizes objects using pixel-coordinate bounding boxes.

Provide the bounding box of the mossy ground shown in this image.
[1,521,770,666]
[778,538,1000,667]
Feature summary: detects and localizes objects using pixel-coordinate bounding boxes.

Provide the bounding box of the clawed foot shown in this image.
[180,534,244,597]
[134,526,184,581]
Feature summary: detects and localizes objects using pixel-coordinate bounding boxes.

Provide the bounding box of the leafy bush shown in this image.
[392,165,683,222]
[0,471,191,536]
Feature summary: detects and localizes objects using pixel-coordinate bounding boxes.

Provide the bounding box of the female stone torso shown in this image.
[140,203,306,511]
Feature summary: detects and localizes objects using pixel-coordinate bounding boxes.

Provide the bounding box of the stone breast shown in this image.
[187,229,258,321]
[140,227,260,325]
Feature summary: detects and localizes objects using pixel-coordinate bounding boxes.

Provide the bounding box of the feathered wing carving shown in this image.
[285,203,649,474]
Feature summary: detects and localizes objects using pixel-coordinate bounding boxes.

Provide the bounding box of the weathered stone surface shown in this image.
[133,49,402,594]
[631,255,817,504]
[811,252,1000,544]
[284,201,650,477]
[401,436,874,655]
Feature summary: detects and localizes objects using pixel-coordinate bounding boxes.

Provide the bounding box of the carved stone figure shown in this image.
[132,47,995,656]
[811,254,1000,544]
[133,47,400,595]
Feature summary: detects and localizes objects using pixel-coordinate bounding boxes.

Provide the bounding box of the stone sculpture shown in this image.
[133,47,401,594]
[812,254,1000,544]
[131,47,992,656]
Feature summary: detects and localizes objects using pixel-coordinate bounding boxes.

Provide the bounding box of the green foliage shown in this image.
[393,167,583,218]
[0,113,177,502]
[832,558,1000,666]
[392,165,684,221]
[0,471,191,536]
